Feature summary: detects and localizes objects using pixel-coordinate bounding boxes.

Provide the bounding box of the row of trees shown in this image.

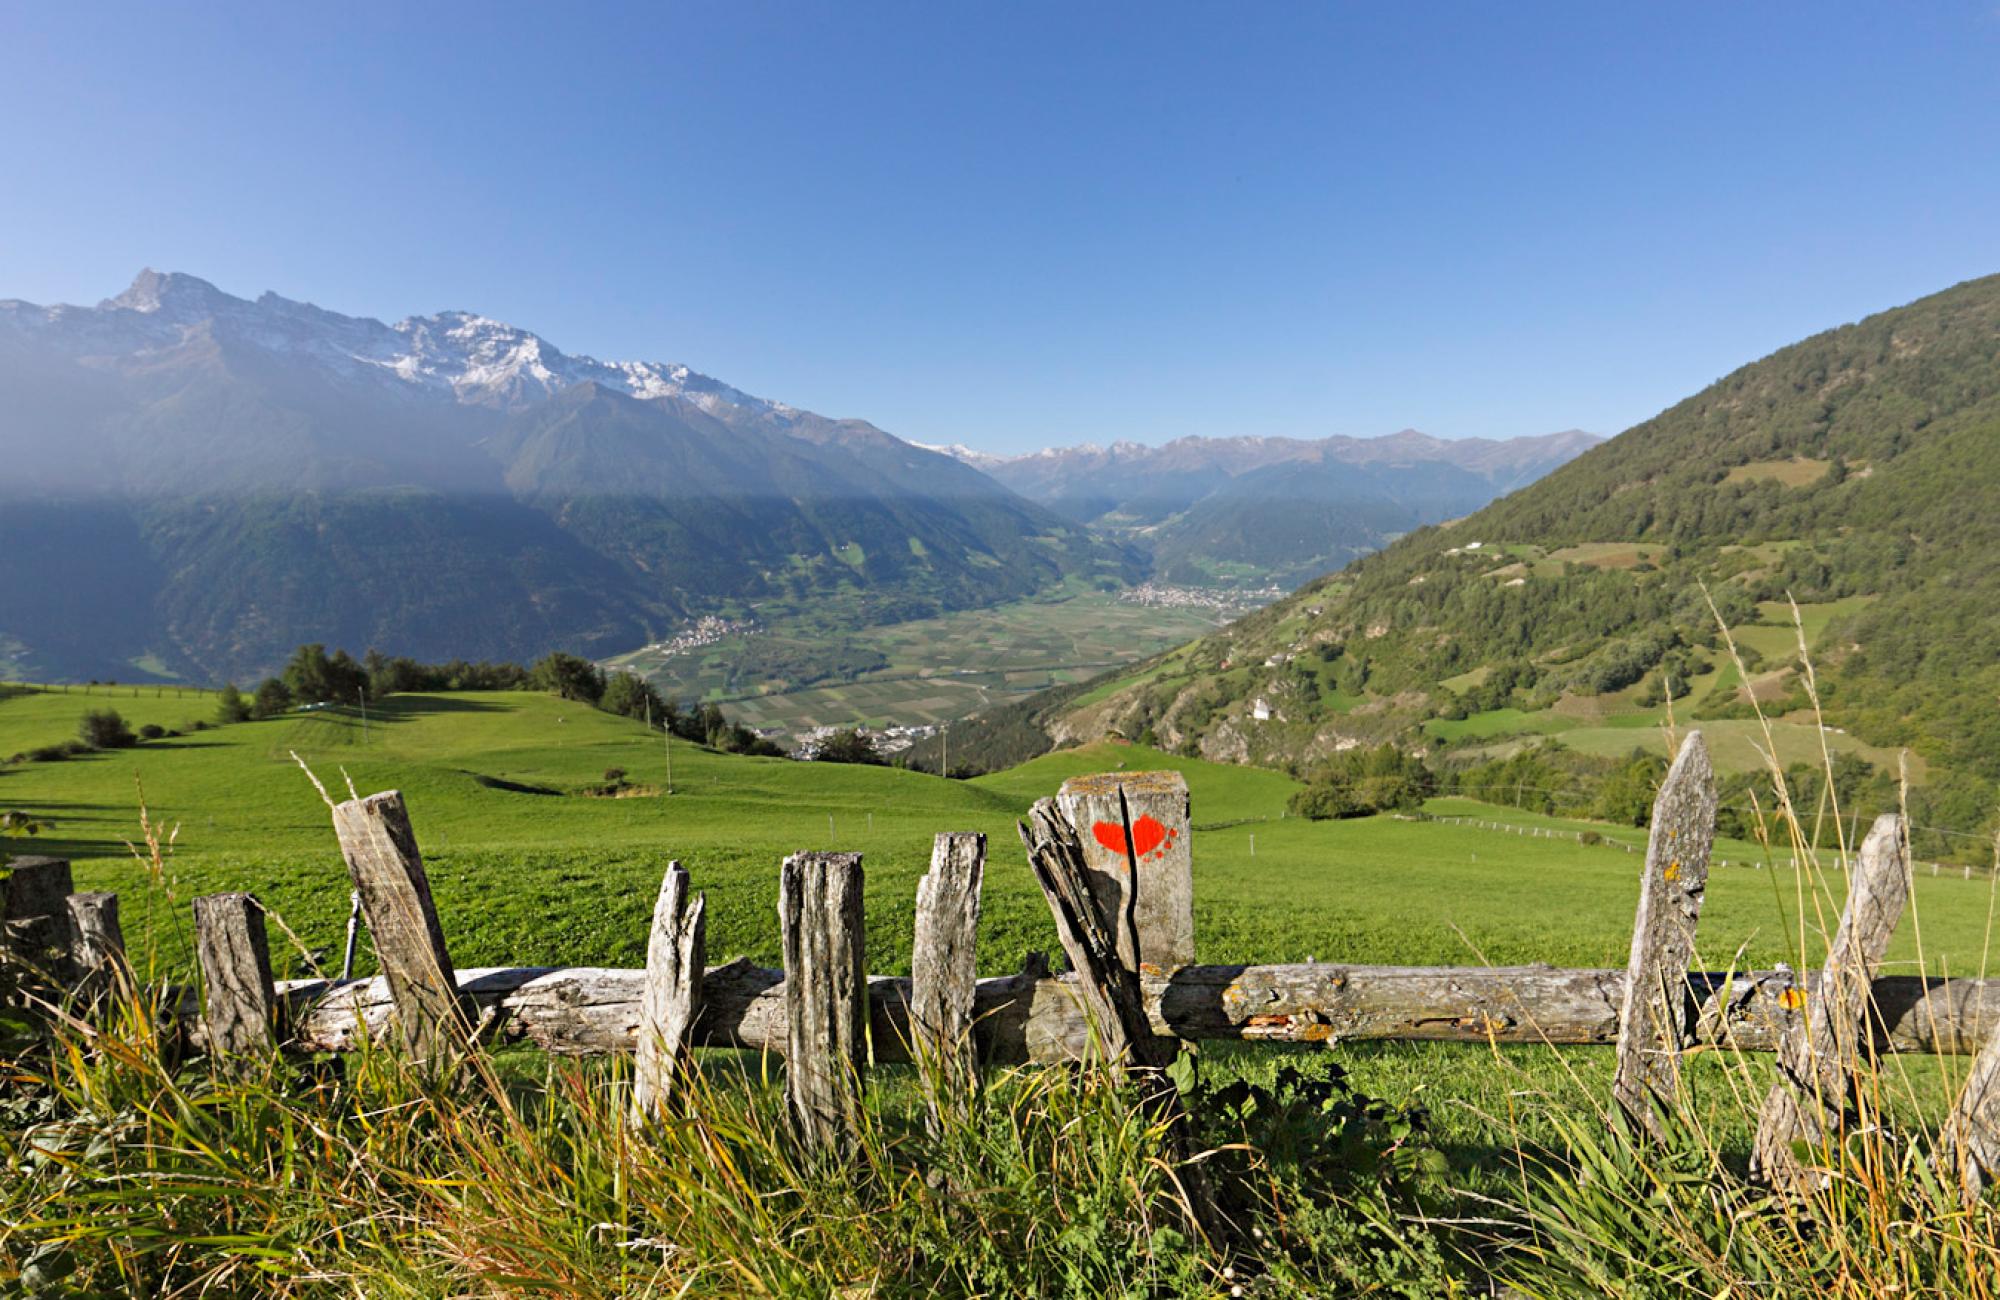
[214,644,783,757]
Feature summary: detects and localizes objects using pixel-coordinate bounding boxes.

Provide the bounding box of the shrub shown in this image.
[215,683,252,724]
[251,677,293,719]
[530,652,605,705]
[1289,744,1435,820]
[77,709,136,750]
[813,728,887,766]
[602,766,627,786]
[138,723,166,741]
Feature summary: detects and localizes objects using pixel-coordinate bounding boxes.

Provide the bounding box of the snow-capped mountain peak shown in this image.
[52,269,787,420]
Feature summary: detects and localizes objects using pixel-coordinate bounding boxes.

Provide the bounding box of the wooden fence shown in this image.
[6,729,2000,1203]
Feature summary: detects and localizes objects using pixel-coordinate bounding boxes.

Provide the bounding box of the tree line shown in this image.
[216,644,784,757]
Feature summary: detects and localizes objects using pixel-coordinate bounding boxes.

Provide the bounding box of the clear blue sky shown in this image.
[3,2,1996,452]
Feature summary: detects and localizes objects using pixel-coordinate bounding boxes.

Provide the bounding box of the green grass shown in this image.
[12,684,2000,1294]
[5,688,1985,987]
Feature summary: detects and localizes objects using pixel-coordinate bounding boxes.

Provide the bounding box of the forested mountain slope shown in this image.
[1054,273,2000,805]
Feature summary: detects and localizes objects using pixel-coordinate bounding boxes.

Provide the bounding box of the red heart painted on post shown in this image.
[1131,814,1167,858]
[1089,815,1170,860]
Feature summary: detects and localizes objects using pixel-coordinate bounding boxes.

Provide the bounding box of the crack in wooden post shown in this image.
[330,790,471,1061]
[1611,732,1717,1139]
[193,892,277,1064]
[1018,797,1225,1241]
[912,832,985,1129]
[1055,771,1193,973]
[632,862,705,1121]
[1751,813,1909,1192]
[779,851,866,1153]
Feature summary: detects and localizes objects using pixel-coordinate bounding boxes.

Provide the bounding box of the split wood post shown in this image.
[1017,797,1224,1241]
[779,851,866,1152]
[912,832,985,1127]
[632,862,705,1121]
[330,791,471,1060]
[1938,1011,2000,1204]
[65,892,125,999]
[1056,771,1194,973]
[1611,732,1718,1138]
[193,892,278,1062]
[1751,813,1909,1191]
[1,856,76,981]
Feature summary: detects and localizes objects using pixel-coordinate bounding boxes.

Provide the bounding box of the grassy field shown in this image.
[5,684,1990,989]
[605,588,1231,742]
[10,681,2000,1279]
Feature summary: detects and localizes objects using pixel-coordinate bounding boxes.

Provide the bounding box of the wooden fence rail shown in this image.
[9,726,2000,1202]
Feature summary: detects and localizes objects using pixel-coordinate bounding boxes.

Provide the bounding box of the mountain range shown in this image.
[0,270,1592,686]
[932,429,1599,588]
[0,271,1131,682]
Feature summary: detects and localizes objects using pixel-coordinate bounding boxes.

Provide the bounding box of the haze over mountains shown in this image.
[0,270,1591,685]
[0,271,1133,682]
[937,430,1599,588]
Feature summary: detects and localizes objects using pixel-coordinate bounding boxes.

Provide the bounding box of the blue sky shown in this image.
[3,2,1996,453]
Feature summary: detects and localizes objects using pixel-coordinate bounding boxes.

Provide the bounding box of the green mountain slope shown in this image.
[1054,273,2000,799]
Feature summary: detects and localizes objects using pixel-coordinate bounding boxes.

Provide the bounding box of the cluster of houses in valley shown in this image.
[637,615,759,659]
[1118,581,1284,614]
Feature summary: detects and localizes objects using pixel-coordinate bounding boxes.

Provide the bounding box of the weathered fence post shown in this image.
[1018,800,1171,1075]
[65,892,125,997]
[912,832,985,1126]
[1751,813,1909,1191]
[1,856,76,979]
[193,892,278,1062]
[1938,1014,2000,1204]
[1018,795,1224,1240]
[779,851,866,1152]
[632,862,705,1120]
[1056,771,1194,973]
[330,791,471,1060]
[1611,732,1718,1138]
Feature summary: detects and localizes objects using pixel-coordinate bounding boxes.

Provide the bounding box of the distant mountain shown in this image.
[0,271,1133,682]
[935,429,1600,586]
[1049,273,2000,801]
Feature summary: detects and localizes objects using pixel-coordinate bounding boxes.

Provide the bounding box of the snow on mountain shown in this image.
[6,269,791,420]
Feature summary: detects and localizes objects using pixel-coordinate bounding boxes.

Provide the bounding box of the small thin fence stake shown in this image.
[633,862,706,1120]
[912,832,985,1127]
[779,851,867,1152]
[1611,732,1718,1139]
[193,892,278,1063]
[330,791,471,1060]
[1751,813,1910,1192]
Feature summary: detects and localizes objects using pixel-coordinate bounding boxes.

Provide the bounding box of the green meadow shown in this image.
[5,683,1991,991]
[7,681,1999,1242]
